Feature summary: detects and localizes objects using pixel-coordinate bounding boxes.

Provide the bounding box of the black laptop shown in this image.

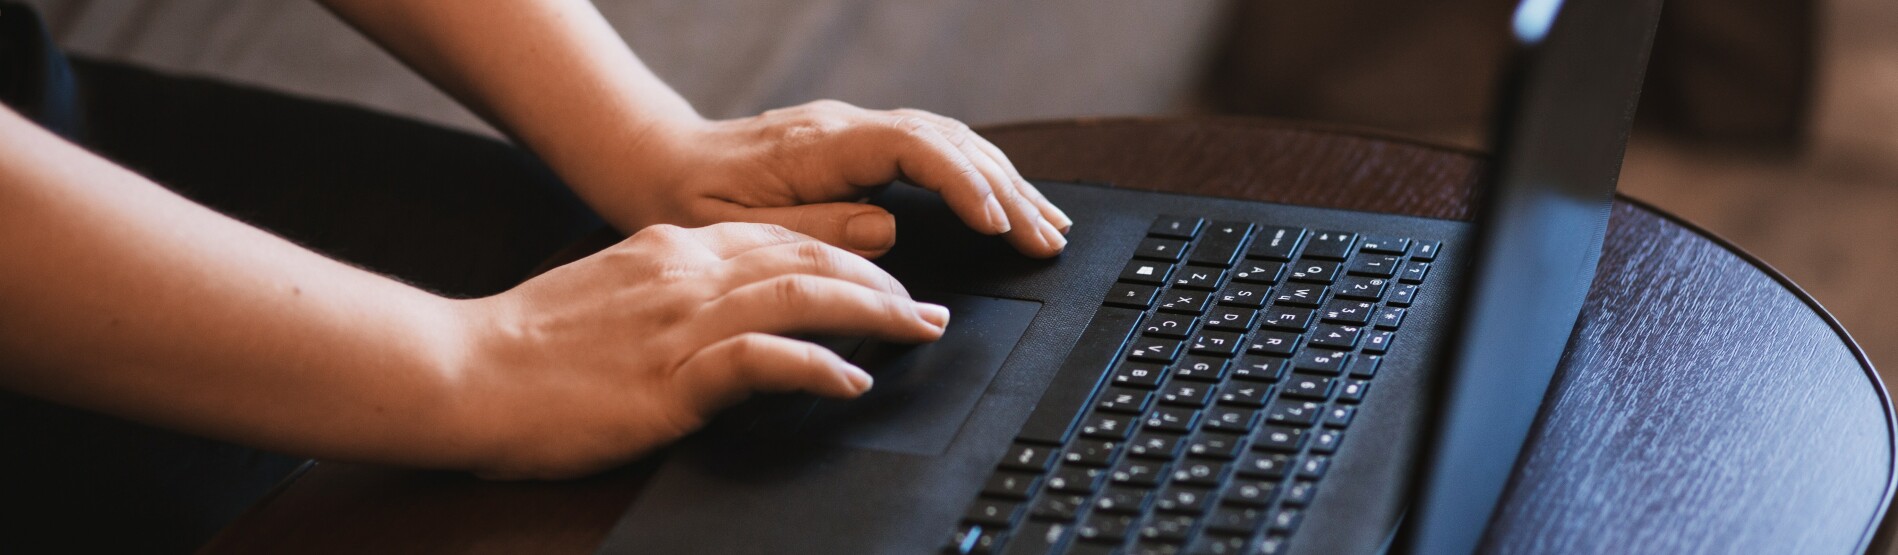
[597,0,1660,553]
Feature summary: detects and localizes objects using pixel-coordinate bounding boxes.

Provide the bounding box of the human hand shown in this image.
[567,100,1073,259]
[446,222,948,479]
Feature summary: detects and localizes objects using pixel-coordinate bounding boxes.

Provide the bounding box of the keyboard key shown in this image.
[1096,487,1154,514]
[1215,381,1271,407]
[1149,216,1205,239]
[1236,451,1292,478]
[1373,306,1406,329]
[1187,222,1253,267]
[1136,238,1189,262]
[1363,330,1395,354]
[1223,480,1280,507]
[984,472,1042,499]
[1030,493,1090,522]
[1185,533,1251,555]
[1323,405,1357,428]
[1154,486,1214,514]
[1080,413,1138,440]
[1139,514,1199,543]
[965,498,1024,526]
[1139,313,1197,339]
[1205,506,1264,534]
[1282,481,1317,507]
[1231,261,1285,283]
[1097,387,1156,414]
[1156,289,1213,314]
[1282,375,1334,400]
[1271,284,1326,307]
[1268,508,1303,533]
[1002,521,1068,554]
[1359,236,1411,255]
[1047,466,1106,493]
[1399,261,1431,284]
[1172,356,1230,382]
[1106,283,1159,309]
[1172,265,1227,290]
[1231,356,1287,381]
[1076,513,1136,543]
[1121,259,1175,285]
[1144,407,1199,433]
[1184,431,1246,459]
[1310,429,1345,454]
[1297,455,1331,479]
[1247,331,1301,356]
[1333,276,1389,301]
[949,523,1004,555]
[1187,331,1245,358]
[1286,259,1341,283]
[1201,407,1259,433]
[1386,283,1419,307]
[1127,338,1184,362]
[1245,226,1307,261]
[1201,307,1257,332]
[1347,355,1382,379]
[1111,457,1169,487]
[1301,231,1358,260]
[1214,283,1271,309]
[1112,362,1169,388]
[1157,380,1215,407]
[1064,439,1121,467]
[1411,240,1442,261]
[1258,306,1314,331]
[1292,351,1351,376]
[1126,432,1186,460]
[1170,460,1230,486]
[1347,254,1402,278]
[1320,299,1376,325]
[1265,400,1322,427]
[999,443,1059,472]
[1308,324,1362,350]
[1253,426,1306,452]
[1337,380,1371,403]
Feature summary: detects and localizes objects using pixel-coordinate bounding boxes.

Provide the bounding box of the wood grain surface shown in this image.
[199,117,1891,555]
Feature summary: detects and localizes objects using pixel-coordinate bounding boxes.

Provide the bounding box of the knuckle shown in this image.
[790,241,838,274]
[768,274,821,308]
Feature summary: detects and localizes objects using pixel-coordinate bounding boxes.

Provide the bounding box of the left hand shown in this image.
[567,100,1072,259]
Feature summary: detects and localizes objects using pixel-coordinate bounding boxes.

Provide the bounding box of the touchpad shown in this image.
[716,293,1040,456]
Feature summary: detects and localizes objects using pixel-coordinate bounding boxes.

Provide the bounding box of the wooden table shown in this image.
[201,118,1896,554]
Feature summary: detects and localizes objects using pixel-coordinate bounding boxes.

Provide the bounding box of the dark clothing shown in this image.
[0,3,605,552]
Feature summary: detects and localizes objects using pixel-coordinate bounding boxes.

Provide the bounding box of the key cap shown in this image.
[1333,276,1389,301]
[1106,283,1159,309]
[1215,381,1271,407]
[1184,533,1250,555]
[1399,261,1431,284]
[1297,455,1331,479]
[983,472,1042,499]
[1301,231,1358,260]
[1412,240,1442,261]
[1064,439,1121,467]
[1126,432,1186,460]
[1270,284,1326,307]
[1359,236,1411,255]
[1265,400,1322,427]
[1149,216,1204,239]
[1111,457,1169,487]
[1030,494,1090,521]
[1127,337,1184,362]
[1201,306,1257,332]
[1282,375,1334,400]
[1245,226,1307,261]
[1139,514,1200,543]
[1323,405,1356,428]
[1015,307,1142,444]
[1373,306,1406,329]
[1255,535,1290,555]
[1172,265,1227,290]
[1201,406,1259,433]
[1171,460,1231,487]
[1187,331,1245,358]
[1002,521,1070,555]
[1347,355,1382,378]
[1154,486,1214,514]
[1236,451,1292,478]
[950,523,1004,554]
[1095,487,1154,515]
[1140,313,1197,339]
[1292,351,1351,376]
[1337,380,1371,403]
[1128,541,1182,555]
[1253,426,1306,452]
[965,498,1024,526]
[1097,387,1155,414]
[1347,254,1402,278]
[1184,431,1246,459]
[1231,356,1286,381]
[1214,283,1271,309]
[1286,259,1341,283]
[1120,259,1174,285]
[1282,480,1317,507]
[1363,330,1395,354]
[1135,238,1189,262]
[1320,299,1376,325]
[999,443,1059,472]
[1112,362,1169,388]
[1386,283,1419,307]
[1144,407,1199,433]
[1231,261,1285,283]
[1047,466,1106,493]
[1307,324,1362,350]
[1075,514,1137,546]
[1310,428,1345,454]
[1157,380,1215,407]
[1268,508,1303,533]
[1246,331,1301,356]
[1222,479,1279,507]
[1172,356,1229,382]
[1079,412,1138,440]
[1205,506,1265,534]
[1258,306,1314,331]
[1157,289,1213,314]
[1187,222,1253,267]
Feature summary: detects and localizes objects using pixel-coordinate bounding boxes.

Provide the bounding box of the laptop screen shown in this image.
[1399,0,1662,552]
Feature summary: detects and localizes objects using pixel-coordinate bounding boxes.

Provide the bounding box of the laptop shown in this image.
[598,0,1660,553]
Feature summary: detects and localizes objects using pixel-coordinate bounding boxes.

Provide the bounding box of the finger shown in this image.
[903,110,1074,234]
[721,237,911,298]
[925,118,1066,258]
[708,201,899,258]
[675,333,874,410]
[678,221,815,259]
[828,117,1011,236]
[696,274,948,342]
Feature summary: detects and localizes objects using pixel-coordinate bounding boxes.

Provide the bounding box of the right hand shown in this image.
[445,222,948,479]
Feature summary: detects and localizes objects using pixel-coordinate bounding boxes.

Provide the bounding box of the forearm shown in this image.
[318,0,701,230]
[0,107,479,468]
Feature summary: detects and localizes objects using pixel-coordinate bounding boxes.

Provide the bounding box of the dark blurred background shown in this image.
[20,1,1897,396]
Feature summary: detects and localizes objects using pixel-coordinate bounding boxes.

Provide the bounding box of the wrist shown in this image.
[543,112,712,233]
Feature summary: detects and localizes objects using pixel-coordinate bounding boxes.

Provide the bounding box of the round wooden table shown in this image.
[200,118,1895,554]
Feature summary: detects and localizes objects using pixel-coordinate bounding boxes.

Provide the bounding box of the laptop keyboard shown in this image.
[948,216,1439,555]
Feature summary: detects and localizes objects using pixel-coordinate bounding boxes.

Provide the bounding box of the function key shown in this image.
[1149,216,1205,239]
[1373,306,1406,329]
[1105,283,1158,309]
[1119,260,1173,285]
[1135,238,1189,262]
[1360,236,1412,255]
[1362,330,1395,354]
[1399,261,1431,284]
[1412,240,1443,261]
[1301,231,1359,260]
[1337,380,1371,403]
[1386,283,1420,307]
[1246,226,1308,261]
[1187,222,1255,267]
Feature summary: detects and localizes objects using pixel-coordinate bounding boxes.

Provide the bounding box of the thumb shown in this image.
[720,202,897,258]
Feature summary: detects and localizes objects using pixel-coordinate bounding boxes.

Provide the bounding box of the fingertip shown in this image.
[843,364,874,395]
[982,195,1011,235]
[916,302,951,330]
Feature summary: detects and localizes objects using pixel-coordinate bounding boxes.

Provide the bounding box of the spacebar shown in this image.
[1014,305,1142,445]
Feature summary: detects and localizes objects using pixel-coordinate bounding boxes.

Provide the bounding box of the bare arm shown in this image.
[318,0,1072,258]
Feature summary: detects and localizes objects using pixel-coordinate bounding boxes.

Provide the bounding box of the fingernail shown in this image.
[983,196,1011,234]
[845,211,896,251]
[1037,218,1068,253]
[916,302,951,330]
[1051,207,1075,233]
[844,365,874,393]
